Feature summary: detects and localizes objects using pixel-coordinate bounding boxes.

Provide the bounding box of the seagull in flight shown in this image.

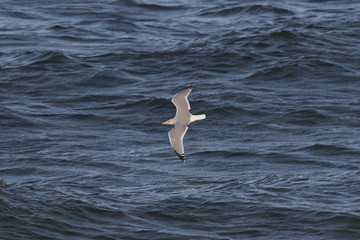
[162,85,206,161]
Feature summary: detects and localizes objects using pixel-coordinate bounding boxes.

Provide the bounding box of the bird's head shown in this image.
[162,118,175,125]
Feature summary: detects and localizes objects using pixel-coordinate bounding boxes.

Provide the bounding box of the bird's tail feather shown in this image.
[190,114,206,123]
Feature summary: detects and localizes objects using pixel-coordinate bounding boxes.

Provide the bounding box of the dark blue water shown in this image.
[1,0,360,239]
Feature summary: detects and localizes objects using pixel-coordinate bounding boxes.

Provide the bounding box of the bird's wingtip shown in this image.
[175,151,185,161]
[180,84,195,91]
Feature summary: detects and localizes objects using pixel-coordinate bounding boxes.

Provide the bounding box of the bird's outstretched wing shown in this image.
[171,85,194,117]
[168,124,188,161]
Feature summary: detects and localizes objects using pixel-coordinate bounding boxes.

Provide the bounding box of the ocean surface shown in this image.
[1,0,360,239]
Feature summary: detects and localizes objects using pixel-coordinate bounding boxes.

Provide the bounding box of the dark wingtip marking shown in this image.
[175,151,185,161]
[179,84,195,92]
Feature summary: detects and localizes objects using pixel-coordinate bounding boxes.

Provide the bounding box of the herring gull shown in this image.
[162,85,206,161]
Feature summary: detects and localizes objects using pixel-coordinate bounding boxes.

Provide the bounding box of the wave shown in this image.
[194,150,300,163]
[193,148,359,170]
[75,70,140,88]
[115,0,186,11]
[294,144,359,156]
[194,150,258,158]
[199,4,294,17]
[206,105,267,119]
[282,109,332,125]
[0,107,39,127]
[0,50,83,70]
[268,29,296,39]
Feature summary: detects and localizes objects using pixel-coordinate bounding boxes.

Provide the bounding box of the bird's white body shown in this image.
[162,85,206,161]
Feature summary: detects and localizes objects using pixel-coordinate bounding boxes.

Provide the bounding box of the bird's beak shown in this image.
[162,122,166,125]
